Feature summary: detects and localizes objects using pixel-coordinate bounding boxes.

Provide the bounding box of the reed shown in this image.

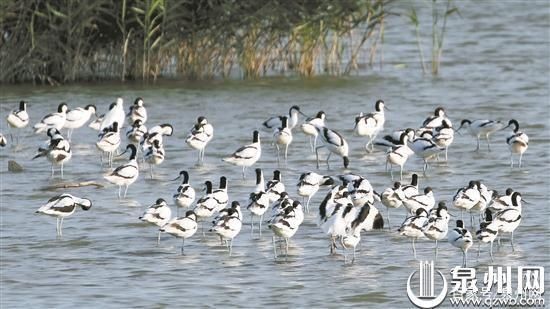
[0,0,394,83]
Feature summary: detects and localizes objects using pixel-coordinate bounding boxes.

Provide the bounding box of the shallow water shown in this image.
[1,1,549,307]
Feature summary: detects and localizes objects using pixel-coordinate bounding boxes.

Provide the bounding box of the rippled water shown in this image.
[1,1,549,307]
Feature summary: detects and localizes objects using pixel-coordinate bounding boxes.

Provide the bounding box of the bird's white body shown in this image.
[100,98,125,131]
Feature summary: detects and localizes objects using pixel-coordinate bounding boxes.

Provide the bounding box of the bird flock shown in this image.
[2,97,530,265]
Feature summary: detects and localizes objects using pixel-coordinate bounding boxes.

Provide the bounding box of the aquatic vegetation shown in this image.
[0,0,392,83]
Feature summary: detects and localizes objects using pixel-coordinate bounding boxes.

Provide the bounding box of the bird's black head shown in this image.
[343,156,350,168]
[456,220,464,228]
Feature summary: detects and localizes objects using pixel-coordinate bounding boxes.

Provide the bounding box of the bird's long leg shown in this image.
[306,196,311,213]
[511,232,515,251]
[309,136,314,153]
[272,236,277,259]
[352,246,356,264]
[229,239,233,256]
[435,240,439,261]
[59,218,64,236]
[510,152,514,168]
[157,231,161,246]
[51,163,55,178]
[56,217,60,236]
[150,165,153,179]
[464,251,468,267]
[241,166,246,179]
[476,136,481,152]
[181,238,185,255]
[477,242,481,259]
[285,238,289,256]
[313,135,318,152]
[259,215,263,237]
[250,215,254,236]
[386,208,391,231]
[118,186,122,199]
[490,241,494,262]
[519,153,523,169]
[123,185,129,198]
[389,162,394,180]
[325,153,332,170]
[315,146,323,169]
[486,134,491,152]
[275,144,280,163]
[412,238,417,259]
[284,144,288,162]
[445,147,449,161]
[61,163,64,179]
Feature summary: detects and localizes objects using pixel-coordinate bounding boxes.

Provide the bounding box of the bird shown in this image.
[422,202,450,258]
[223,130,261,179]
[104,144,139,199]
[402,186,435,215]
[32,128,72,178]
[126,119,147,146]
[353,99,386,152]
[33,102,68,133]
[266,170,285,203]
[374,128,416,149]
[64,104,96,140]
[142,123,174,148]
[348,177,378,207]
[268,201,303,258]
[503,119,529,168]
[452,180,481,222]
[172,170,196,216]
[300,111,326,152]
[297,171,334,213]
[469,182,497,224]
[210,202,242,256]
[6,100,29,129]
[160,210,198,255]
[448,220,473,267]
[35,194,92,237]
[401,173,420,199]
[315,126,349,169]
[386,132,413,180]
[185,116,214,164]
[476,209,499,261]
[321,201,357,255]
[432,119,454,161]
[144,139,165,178]
[0,133,6,147]
[212,176,229,213]
[247,168,270,236]
[89,102,116,131]
[6,100,29,144]
[422,107,451,128]
[262,105,306,131]
[272,116,293,162]
[139,198,172,245]
[407,135,444,174]
[342,202,384,263]
[456,119,505,152]
[381,181,405,228]
[100,97,125,131]
[493,193,523,251]
[398,208,429,258]
[127,97,148,124]
[194,180,226,230]
[96,122,121,167]
[487,188,516,213]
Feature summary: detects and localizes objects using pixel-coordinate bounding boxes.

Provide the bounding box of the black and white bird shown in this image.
[432,119,454,161]
[401,173,420,199]
[104,144,139,199]
[6,100,30,144]
[315,126,349,169]
[194,179,228,223]
[354,99,386,152]
[141,123,173,151]
[381,182,405,228]
[269,200,303,258]
[448,220,473,267]
[89,101,116,131]
[6,100,30,129]
[248,168,270,236]
[398,208,429,258]
[64,104,96,140]
[96,121,121,167]
[403,187,435,215]
[407,135,444,174]
[300,111,326,152]
[423,202,450,258]
[386,132,413,180]
[33,102,68,133]
[185,116,214,163]
[210,202,242,256]
[127,97,148,124]
[0,133,6,147]
[100,97,125,131]
[342,202,384,263]
[223,130,261,179]
[33,128,72,178]
[172,170,196,216]
[476,209,499,261]
[144,139,165,178]
[273,116,293,162]
[493,193,523,251]
[297,171,334,213]
[457,119,505,152]
[503,119,529,168]
[487,188,515,213]
[126,119,147,146]
[452,180,481,222]
[262,105,306,131]
[348,176,378,206]
[422,107,451,129]
[160,210,198,255]
[35,194,92,236]
[139,198,172,245]
[266,170,286,203]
